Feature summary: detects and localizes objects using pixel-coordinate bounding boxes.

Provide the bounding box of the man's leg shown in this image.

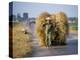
[48,33,51,46]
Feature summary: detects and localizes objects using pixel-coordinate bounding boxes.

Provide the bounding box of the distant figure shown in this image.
[21,28,29,34]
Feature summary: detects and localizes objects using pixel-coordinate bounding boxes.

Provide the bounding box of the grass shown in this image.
[10,22,32,58]
[69,22,78,33]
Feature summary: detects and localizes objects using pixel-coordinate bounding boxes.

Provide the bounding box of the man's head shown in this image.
[45,17,52,24]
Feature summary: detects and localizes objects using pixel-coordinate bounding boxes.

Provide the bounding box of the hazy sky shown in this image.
[12,2,78,18]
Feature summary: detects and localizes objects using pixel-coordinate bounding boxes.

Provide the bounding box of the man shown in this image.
[43,17,55,47]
